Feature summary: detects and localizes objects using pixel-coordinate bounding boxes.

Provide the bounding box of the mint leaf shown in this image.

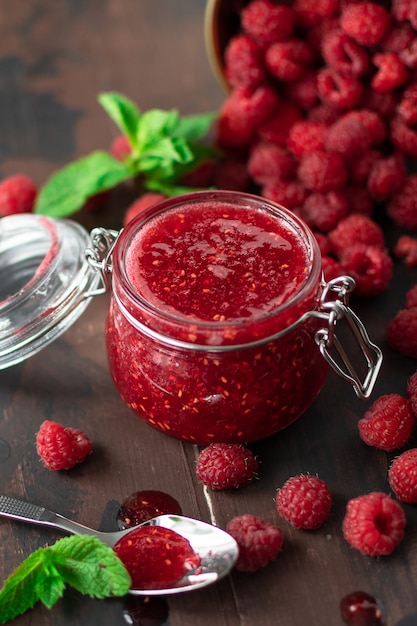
[0,536,131,624]
[51,536,131,599]
[136,109,180,152]
[0,547,65,623]
[98,92,141,150]
[35,151,133,217]
[173,112,217,142]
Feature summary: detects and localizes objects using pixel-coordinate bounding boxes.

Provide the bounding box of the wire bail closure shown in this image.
[84,227,120,298]
[315,276,383,400]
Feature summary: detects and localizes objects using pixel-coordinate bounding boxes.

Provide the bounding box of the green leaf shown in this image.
[0,547,63,623]
[98,92,141,150]
[51,536,131,599]
[136,109,180,151]
[35,151,133,218]
[173,112,217,142]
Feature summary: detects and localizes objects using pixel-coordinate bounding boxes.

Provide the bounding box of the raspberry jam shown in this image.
[113,525,201,590]
[106,190,329,444]
[117,490,182,529]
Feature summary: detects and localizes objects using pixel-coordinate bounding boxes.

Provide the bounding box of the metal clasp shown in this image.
[315,276,383,400]
[84,227,120,298]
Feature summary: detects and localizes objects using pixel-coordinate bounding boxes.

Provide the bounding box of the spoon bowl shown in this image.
[0,495,238,595]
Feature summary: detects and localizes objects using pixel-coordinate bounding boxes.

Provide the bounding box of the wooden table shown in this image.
[1,2,417,625]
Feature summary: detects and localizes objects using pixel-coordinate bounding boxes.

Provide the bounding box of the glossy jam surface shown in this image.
[106,193,327,443]
[125,202,309,322]
[117,490,182,529]
[340,591,385,626]
[113,525,201,591]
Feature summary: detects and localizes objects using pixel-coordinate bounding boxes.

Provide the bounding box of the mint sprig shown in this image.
[35,92,217,218]
[0,535,131,623]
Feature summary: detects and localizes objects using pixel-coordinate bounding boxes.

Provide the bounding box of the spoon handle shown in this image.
[0,495,99,539]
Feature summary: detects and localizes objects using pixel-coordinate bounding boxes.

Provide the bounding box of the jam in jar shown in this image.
[103,190,381,444]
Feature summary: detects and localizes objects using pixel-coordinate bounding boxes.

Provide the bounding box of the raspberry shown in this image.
[226,514,283,572]
[358,394,416,452]
[407,369,417,415]
[340,3,391,47]
[343,109,386,147]
[217,85,279,148]
[367,152,407,200]
[123,193,166,226]
[317,68,363,109]
[213,156,251,191]
[386,308,417,359]
[371,52,409,94]
[195,443,258,490]
[224,35,266,89]
[284,71,319,111]
[302,190,350,232]
[349,149,382,185]
[294,0,339,27]
[110,134,131,162]
[389,449,417,503]
[393,235,417,267]
[36,420,92,471]
[344,186,374,216]
[262,180,307,209]
[297,150,347,193]
[342,492,406,556]
[361,87,398,120]
[180,158,216,188]
[327,214,385,259]
[276,474,332,530]
[258,100,303,145]
[321,255,343,281]
[390,117,417,159]
[405,286,417,310]
[324,115,373,160]
[247,141,295,185]
[321,30,369,78]
[387,175,417,229]
[241,0,297,47]
[286,120,326,157]
[308,103,340,126]
[265,39,315,82]
[341,244,392,297]
[0,174,37,216]
[392,0,417,29]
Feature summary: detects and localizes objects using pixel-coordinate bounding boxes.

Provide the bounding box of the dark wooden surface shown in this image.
[1,2,417,625]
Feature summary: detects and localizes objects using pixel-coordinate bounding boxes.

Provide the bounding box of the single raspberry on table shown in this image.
[340,2,391,47]
[195,443,258,490]
[342,492,406,556]
[358,394,416,452]
[389,449,417,503]
[387,308,417,359]
[340,244,393,297]
[36,420,92,470]
[0,174,37,216]
[276,474,332,530]
[226,514,283,572]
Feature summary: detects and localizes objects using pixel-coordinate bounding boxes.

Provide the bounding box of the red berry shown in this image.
[407,370,417,416]
[258,100,303,145]
[389,449,417,503]
[226,514,283,572]
[213,156,251,192]
[390,117,417,159]
[342,492,406,557]
[340,244,393,297]
[322,30,369,78]
[123,193,166,226]
[317,68,363,110]
[367,152,407,200]
[387,175,417,229]
[247,141,295,185]
[294,0,339,27]
[110,134,132,161]
[393,235,417,267]
[325,114,373,160]
[36,420,92,471]
[371,52,409,94]
[297,150,347,193]
[262,179,307,209]
[195,443,258,490]
[303,190,350,232]
[241,0,297,47]
[340,590,384,626]
[286,120,326,157]
[340,3,391,47]
[358,394,416,452]
[327,214,385,259]
[0,174,37,216]
[386,308,417,359]
[224,35,266,89]
[322,255,343,281]
[405,286,417,310]
[276,474,332,530]
[265,39,314,82]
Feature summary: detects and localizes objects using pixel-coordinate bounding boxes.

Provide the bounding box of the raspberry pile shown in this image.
[212,0,417,294]
[196,442,259,490]
[36,419,92,470]
[387,284,417,358]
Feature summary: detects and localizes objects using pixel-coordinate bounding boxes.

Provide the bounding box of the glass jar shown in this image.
[102,190,382,444]
[0,192,382,445]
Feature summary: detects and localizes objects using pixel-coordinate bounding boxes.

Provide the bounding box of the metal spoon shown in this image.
[0,495,238,595]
